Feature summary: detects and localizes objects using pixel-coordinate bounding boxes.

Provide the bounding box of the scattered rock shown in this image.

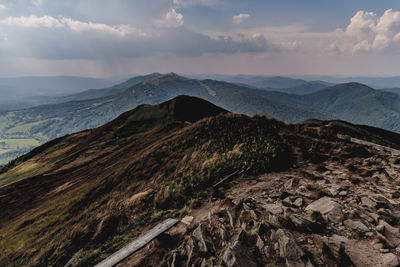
[382,253,399,267]
[293,198,303,208]
[344,219,369,233]
[181,216,194,225]
[305,197,342,222]
[276,229,305,261]
[264,203,284,215]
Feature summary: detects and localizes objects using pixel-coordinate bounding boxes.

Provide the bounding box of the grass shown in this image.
[0,102,293,266]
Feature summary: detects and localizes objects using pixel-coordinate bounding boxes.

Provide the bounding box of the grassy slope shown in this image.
[0,96,293,266]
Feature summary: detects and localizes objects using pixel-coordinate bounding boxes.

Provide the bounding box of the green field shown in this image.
[0,138,41,165]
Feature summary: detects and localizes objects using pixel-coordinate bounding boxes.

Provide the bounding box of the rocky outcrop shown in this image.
[122,134,400,267]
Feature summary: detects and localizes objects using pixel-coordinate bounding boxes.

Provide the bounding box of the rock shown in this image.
[344,220,369,233]
[264,203,284,215]
[181,216,194,225]
[376,224,385,233]
[285,178,297,189]
[293,198,304,208]
[339,190,348,197]
[276,229,304,261]
[305,197,342,222]
[382,253,399,267]
[192,224,208,252]
[379,220,400,247]
[256,235,264,251]
[222,238,257,267]
[226,208,237,228]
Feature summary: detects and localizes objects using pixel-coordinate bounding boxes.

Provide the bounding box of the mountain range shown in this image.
[2,73,400,165]
[2,95,400,266]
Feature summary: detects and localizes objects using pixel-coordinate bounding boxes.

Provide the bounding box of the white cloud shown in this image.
[0,15,63,28]
[173,0,219,7]
[232,14,250,25]
[0,4,6,11]
[156,9,184,28]
[341,9,400,52]
[0,15,144,37]
[60,18,140,37]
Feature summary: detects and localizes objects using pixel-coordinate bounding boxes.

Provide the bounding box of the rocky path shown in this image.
[115,134,400,266]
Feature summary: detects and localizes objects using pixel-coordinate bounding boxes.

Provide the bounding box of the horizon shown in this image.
[0,0,400,77]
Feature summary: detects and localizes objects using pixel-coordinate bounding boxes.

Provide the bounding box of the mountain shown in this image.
[51,73,163,103]
[2,96,400,266]
[192,74,333,93]
[0,76,124,111]
[274,81,332,95]
[298,75,400,89]
[2,74,400,166]
[0,73,327,164]
[299,82,400,131]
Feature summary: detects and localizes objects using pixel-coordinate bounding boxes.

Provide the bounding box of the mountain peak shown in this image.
[141,72,187,85]
[99,95,228,138]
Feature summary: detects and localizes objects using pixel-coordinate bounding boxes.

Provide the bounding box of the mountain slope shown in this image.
[0,96,292,266]
[300,82,400,131]
[0,73,326,164]
[2,96,400,266]
[3,75,400,166]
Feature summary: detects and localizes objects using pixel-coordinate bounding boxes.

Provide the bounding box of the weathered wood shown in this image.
[337,134,400,156]
[213,171,239,188]
[94,218,179,267]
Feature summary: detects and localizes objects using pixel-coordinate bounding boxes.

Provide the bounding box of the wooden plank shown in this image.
[94,218,179,267]
[213,171,239,188]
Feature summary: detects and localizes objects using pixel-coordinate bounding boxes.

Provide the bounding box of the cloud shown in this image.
[0,4,6,11]
[339,9,400,52]
[233,14,250,24]
[0,15,63,28]
[155,9,184,28]
[173,0,219,7]
[60,18,140,37]
[0,15,143,37]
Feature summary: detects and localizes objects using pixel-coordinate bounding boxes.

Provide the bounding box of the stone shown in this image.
[382,253,399,267]
[293,198,303,208]
[376,224,385,233]
[305,197,342,222]
[181,216,194,225]
[223,239,257,267]
[379,220,400,247]
[192,224,208,252]
[264,203,283,215]
[276,229,304,261]
[343,220,369,233]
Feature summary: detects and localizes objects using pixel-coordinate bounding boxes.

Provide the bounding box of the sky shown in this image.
[0,0,400,77]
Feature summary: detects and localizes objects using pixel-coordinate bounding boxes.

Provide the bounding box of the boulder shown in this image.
[222,234,257,267]
[192,224,208,252]
[344,220,369,233]
[264,203,284,215]
[305,197,342,222]
[382,253,399,267]
[276,229,304,261]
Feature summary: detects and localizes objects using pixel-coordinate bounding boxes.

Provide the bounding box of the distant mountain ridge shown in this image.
[1,73,400,164]
[2,95,400,266]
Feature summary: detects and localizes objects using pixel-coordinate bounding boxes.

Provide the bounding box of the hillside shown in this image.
[2,96,400,266]
[300,83,400,132]
[0,73,326,164]
[0,76,123,111]
[3,75,400,166]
